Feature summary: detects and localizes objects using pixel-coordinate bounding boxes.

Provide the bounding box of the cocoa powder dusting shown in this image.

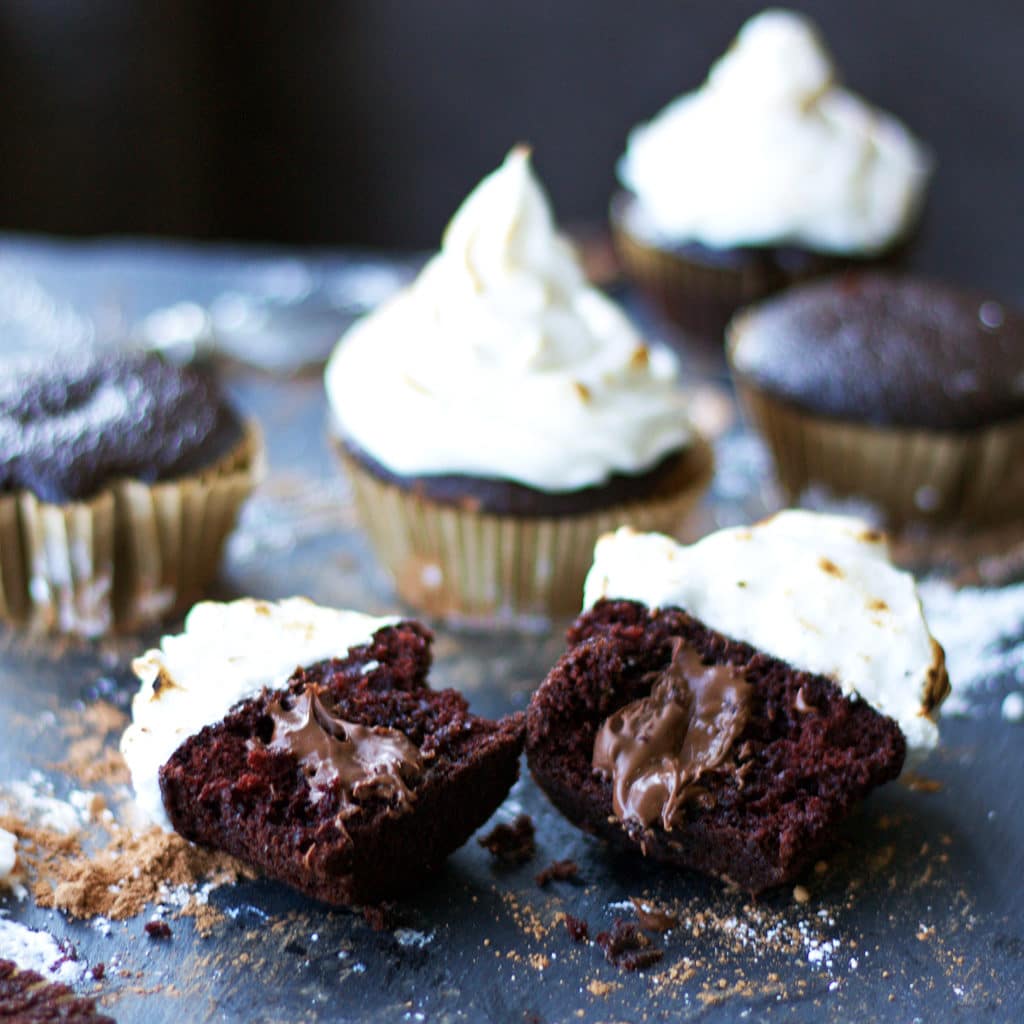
[32,824,245,921]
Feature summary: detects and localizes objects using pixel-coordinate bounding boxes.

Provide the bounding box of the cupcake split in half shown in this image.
[0,351,261,636]
[120,598,525,906]
[728,273,1024,525]
[613,9,931,341]
[527,511,950,893]
[326,147,710,625]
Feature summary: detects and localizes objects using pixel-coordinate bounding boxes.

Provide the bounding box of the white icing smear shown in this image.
[325,147,692,491]
[0,828,18,887]
[120,597,397,829]
[583,511,944,749]
[618,9,931,254]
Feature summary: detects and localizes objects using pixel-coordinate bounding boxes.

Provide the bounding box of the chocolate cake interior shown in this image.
[527,600,906,892]
[161,622,525,906]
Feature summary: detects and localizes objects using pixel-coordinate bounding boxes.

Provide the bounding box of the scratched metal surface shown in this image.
[0,241,1022,1023]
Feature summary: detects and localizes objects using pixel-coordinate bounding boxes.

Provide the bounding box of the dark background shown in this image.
[1,1,1021,293]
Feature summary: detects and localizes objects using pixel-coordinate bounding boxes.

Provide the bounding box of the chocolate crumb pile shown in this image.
[478,814,536,865]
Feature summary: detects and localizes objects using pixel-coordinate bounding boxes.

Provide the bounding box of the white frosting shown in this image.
[583,511,945,750]
[0,828,17,886]
[618,9,931,254]
[325,147,692,491]
[120,598,398,829]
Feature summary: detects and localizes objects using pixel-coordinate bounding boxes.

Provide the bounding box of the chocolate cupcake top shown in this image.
[728,274,1024,430]
[0,351,246,503]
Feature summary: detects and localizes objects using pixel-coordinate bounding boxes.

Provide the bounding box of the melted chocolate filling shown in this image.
[593,636,752,831]
[267,684,422,822]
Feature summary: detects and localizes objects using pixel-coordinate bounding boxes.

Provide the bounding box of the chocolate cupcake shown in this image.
[120,598,526,905]
[527,512,950,892]
[613,10,930,342]
[325,147,711,625]
[0,351,261,635]
[728,273,1024,525]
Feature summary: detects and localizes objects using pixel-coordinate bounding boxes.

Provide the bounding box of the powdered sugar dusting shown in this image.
[0,917,87,984]
[919,579,1024,717]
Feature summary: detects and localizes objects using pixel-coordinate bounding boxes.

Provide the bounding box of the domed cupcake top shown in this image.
[0,351,245,503]
[728,273,1024,429]
[325,147,692,493]
[584,511,949,750]
[618,9,931,254]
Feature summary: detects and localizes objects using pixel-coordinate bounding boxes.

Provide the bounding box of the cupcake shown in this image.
[527,512,950,892]
[613,9,931,341]
[728,272,1024,525]
[120,598,526,905]
[0,351,261,635]
[325,147,711,625]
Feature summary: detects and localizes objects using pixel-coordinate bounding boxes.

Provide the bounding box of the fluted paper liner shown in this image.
[336,440,713,625]
[736,383,1024,526]
[0,421,263,636]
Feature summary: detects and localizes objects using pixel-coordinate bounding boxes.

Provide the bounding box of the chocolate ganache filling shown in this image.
[593,637,753,831]
[267,684,423,820]
[0,351,245,503]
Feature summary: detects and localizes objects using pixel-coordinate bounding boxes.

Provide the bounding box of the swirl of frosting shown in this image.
[617,9,932,254]
[325,148,692,492]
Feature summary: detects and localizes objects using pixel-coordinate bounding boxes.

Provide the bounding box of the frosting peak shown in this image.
[326,148,692,492]
[618,9,931,254]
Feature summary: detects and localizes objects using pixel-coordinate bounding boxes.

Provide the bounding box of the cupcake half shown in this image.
[120,598,526,906]
[527,512,950,892]
[728,273,1024,525]
[325,147,711,625]
[0,351,261,635]
[613,9,930,341]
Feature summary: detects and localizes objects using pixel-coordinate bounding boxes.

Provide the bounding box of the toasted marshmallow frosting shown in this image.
[583,511,949,749]
[120,598,397,828]
[325,147,691,492]
[618,9,931,254]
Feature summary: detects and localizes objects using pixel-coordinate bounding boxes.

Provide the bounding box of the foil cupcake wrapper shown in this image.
[736,383,1024,526]
[336,441,712,626]
[0,421,263,636]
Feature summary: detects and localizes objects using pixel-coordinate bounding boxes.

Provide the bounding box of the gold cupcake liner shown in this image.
[736,383,1024,526]
[0,421,263,636]
[336,440,713,626]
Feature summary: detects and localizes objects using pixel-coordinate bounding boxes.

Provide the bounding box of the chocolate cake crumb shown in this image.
[630,897,678,933]
[564,914,590,943]
[595,918,664,971]
[534,859,579,888]
[145,920,172,940]
[478,815,536,865]
[361,903,399,932]
[91,963,105,981]
[0,959,115,1023]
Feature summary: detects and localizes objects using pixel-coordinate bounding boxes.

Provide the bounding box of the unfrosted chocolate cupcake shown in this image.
[728,273,1024,524]
[0,351,261,634]
[613,10,929,342]
[326,148,710,625]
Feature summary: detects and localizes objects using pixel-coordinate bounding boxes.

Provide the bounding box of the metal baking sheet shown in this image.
[1,243,1022,1023]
